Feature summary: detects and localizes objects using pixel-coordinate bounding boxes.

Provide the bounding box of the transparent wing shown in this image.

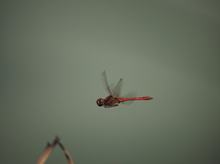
[102,71,113,95]
[112,78,123,97]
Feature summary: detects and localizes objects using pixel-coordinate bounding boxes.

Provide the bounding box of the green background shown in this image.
[1,0,220,164]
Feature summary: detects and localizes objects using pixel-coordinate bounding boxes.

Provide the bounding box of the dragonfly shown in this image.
[96,71,153,108]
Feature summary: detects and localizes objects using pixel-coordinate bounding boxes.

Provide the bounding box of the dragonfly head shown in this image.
[96,98,104,106]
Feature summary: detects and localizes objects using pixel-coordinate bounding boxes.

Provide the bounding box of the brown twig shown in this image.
[37,136,75,164]
[58,142,74,164]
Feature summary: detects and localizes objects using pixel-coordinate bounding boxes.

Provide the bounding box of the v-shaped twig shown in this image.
[37,136,75,164]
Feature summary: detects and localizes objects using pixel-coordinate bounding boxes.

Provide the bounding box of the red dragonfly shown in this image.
[96,71,153,108]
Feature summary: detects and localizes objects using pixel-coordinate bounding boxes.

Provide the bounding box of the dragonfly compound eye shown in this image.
[96,98,104,106]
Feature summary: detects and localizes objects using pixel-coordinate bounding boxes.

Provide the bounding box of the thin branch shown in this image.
[58,142,75,164]
[36,136,75,164]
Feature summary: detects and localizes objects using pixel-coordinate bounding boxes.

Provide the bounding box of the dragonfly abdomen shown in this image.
[118,96,153,102]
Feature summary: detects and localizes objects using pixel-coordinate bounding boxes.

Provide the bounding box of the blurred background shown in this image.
[1,0,220,164]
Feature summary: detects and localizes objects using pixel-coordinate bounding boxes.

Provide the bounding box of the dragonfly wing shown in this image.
[112,78,123,97]
[102,71,113,95]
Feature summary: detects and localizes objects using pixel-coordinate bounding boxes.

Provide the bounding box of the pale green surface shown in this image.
[1,0,220,164]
